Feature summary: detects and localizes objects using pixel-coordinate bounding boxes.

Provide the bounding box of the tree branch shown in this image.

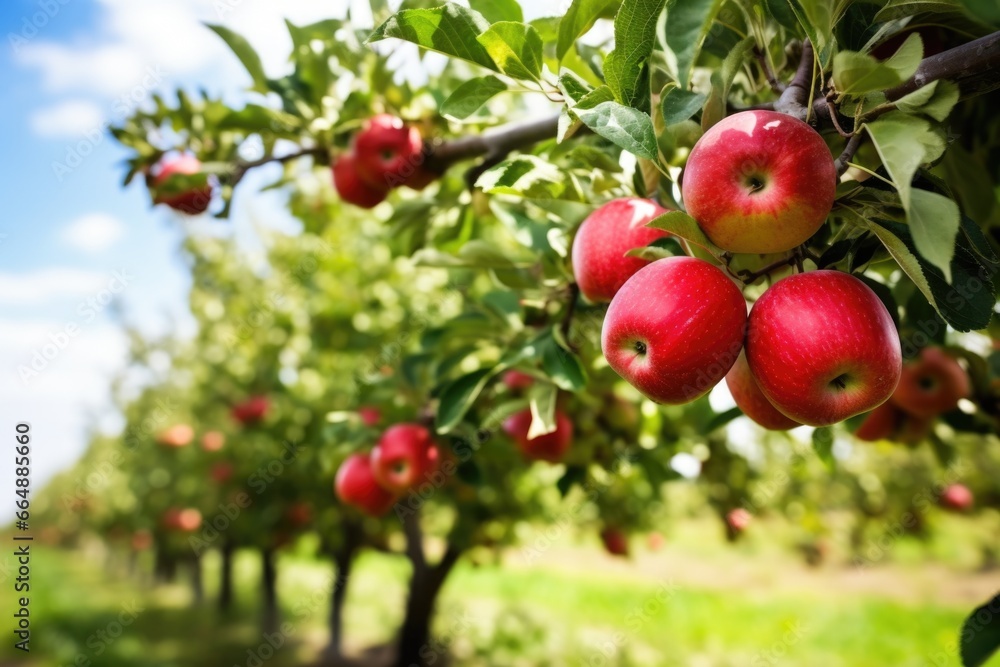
[773,40,815,121]
[835,133,865,176]
[885,30,1000,100]
[401,510,426,571]
[230,147,328,186]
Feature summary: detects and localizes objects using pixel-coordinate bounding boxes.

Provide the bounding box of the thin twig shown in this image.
[834,133,865,176]
[826,97,854,137]
[559,283,581,353]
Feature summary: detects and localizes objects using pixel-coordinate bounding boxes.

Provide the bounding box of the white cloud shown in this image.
[29,99,105,138]
[0,268,108,304]
[59,213,125,253]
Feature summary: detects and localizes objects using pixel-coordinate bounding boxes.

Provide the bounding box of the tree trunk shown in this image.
[324,521,363,660]
[219,541,235,612]
[190,553,204,603]
[394,546,462,667]
[261,548,279,634]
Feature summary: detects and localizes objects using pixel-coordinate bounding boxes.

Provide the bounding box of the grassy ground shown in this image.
[1,517,998,667]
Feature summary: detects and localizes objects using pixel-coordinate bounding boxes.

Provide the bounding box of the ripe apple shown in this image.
[333,153,388,209]
[231,395,270,425]
[600,527,629,557]
[726,508,751,532]
[201,430,226,452]
[745,271,901,426]
[892,346,970,417]
[940,483,973,512]
[370,423,440,493]
[161,508,182,530]
[681,110,836,254]
[854,401,901,442]
[571,197,668,302]
[646,531,665,552]
[157,423,194,447]
[210,462,234,484]
[152,154,212,214]
[353,114,424,189]
[502,370,535,391]
[335,453,398,516]
[503,409,573,462]
[358,406,382,427]
[602,257,747,404]
[177,508,202,532]
[286,502,313,527]
[725,352,800,430]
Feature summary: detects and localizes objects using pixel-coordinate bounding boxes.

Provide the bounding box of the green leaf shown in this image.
[865,217,997,332]
[557,0,621,60]
[960,593,1000,667]
[477,21,543,80]
[470,0,523,23]
[368,5,499,72]
[603,0,666,110]
[908,188,960,282]
[707,406,743,432]
[812,426,835,470]
[873,0,963,22]
[527,383,558,438]
[646,210,726,258]
[556,465,587,496]
[833,33,921,95]
[573,100,658,159]
[476,155,569,199]
[701,37,754,130]
[442,75,508,119]
[665,0,724,89]
[206,24,270,94]
[542,340,588,391]
[894,80,959,121]
[625,236,687,260]
[437,368,497,432]
[787,0,835,67]
[660,84,707,126]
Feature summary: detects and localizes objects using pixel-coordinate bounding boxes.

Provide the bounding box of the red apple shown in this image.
[745,271,901,426]
[600,527,629,557]
[682,110,836,254]
[286,502,313,527]
[335,453,397,516]
[152,154,212,214]
[232,395,270,425]
[177,508,202,532]
[503,409,573,462]
[161,508,182,530]
[353,114,424,190]
[333,153,388,208]
[854,401,902,442]
[502,370,535,391]
[726,508,751,532]
[940,483,973,512]
[210,462,234,484]
[571,197,668,302]
[725,352,800,430]
[201,430,226,452]
[370,423,440,493]
[602,257,746,404]
[646,531,665,552]
[358,406,382,427]
[157,424,194,447]
[891,346,969,417]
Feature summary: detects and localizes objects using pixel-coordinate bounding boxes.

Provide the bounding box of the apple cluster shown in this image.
[574,110,904,429]
[334,423,440,516]
[855,346,970,443]
[150,154,213,215]
[333,114,435,208]
[498,370,575,463]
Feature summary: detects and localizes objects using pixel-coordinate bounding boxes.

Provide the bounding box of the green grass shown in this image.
[1,523,997,667]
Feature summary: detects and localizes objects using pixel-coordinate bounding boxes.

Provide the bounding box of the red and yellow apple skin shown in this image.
[725,352,800,430]
[333,154,388,209]
[602,257,747,405]
[681,110,836,254]
[891,346,970,417]
[746,271,901,426]
[571,197,668,302]
[503,409,573,462]
[335,453,398,517]
[854,401,901,442]
[354,114,424,189]
[152,155,212,214]
[370,423,440,493]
